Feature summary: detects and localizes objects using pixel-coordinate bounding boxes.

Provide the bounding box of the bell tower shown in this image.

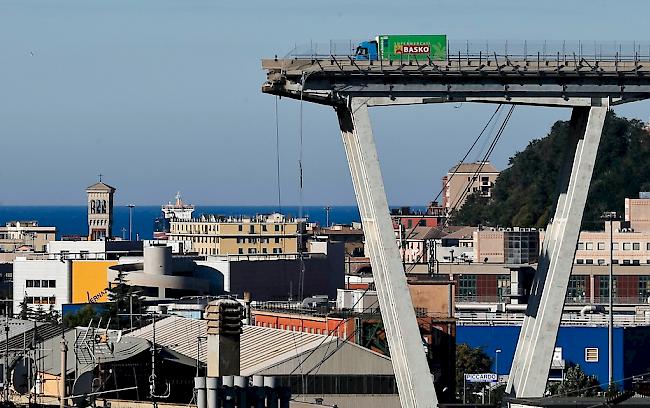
[86,177,116,240]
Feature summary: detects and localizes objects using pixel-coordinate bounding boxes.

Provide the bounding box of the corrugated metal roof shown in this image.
[0,319,59,352]
[126,316,339,375]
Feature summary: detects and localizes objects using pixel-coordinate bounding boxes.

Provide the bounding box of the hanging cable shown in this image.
[288,286,373,375]
[298,73,306,304]
[401,104,503,245]
[405,105,515,273]
[275,96,282,213]
[449,105,515,213]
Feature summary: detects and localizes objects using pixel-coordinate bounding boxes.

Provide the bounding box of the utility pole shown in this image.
[3,311,8,403]
[324,206,331,228]
[602,211,619,389]
[127,204,135,241]
[60,334,68,408]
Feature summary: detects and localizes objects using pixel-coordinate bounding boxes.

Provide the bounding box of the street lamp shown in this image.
[324,206,331,228]
[601,211,620,389]
[127,204,135,241]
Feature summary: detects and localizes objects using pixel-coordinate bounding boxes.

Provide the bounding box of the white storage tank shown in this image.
[144,245,172,275]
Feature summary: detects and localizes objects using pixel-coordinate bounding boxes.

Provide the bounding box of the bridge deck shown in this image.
[262,58,650,106]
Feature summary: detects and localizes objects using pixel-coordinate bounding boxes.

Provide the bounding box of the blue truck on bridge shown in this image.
[355,34,447,61]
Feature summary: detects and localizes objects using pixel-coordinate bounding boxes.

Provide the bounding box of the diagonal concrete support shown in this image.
[506,101,608,398]
[336,98,438,408]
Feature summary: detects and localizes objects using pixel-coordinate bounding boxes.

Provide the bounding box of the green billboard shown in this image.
[378,34,447,61]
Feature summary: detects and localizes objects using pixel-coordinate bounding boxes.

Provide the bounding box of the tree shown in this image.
[17,298,30,320]
[456,343,492,402]
[32,305,46,322]
[452,111,650,229]
[105,270,145,329]
[63,305,98,328]
[546,364,602,397]
[43,304,60,324]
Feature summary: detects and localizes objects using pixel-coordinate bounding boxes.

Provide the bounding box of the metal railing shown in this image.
[456,295,504,303]
[284,39,650,62]
[456,311,650,327]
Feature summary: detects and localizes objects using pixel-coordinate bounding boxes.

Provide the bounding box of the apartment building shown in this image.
[169,213,306,256]
[441,161,499,210]
[0,221,56,252]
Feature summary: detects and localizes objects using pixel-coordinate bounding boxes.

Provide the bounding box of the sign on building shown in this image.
[464,373,497,383]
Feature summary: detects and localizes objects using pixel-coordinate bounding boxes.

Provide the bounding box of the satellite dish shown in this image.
[12,357,34,395]
[72,371,96,407]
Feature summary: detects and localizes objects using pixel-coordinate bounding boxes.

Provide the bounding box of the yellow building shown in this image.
[169,213,306,256]
[71,260,116,303]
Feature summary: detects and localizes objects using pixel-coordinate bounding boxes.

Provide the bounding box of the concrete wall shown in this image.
[408,279,453,316]
[13,258,71,313]
[626,197,650,232]
[474,230,505,263]
[201,242,344,301]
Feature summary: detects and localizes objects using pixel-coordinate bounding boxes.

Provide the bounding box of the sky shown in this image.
[2,0,650,206]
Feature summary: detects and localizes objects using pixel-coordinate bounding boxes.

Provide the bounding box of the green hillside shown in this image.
[451,111,650,229]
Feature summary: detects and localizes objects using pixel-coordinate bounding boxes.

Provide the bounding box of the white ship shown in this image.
[154,192,195,239]
[162,192,195,220]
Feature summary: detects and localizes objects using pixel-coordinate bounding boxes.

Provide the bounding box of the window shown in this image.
[585,347,599,363]
[598,242,605,250]
[567,276,587,302]
[598,259,606,265]
[275,238,280,244]
[249,225,255,234]
[623,243,631,250]
[25,297,33,304]
[577,242,585,250]
[238,224,243,232]
[634,243,641,250]
[497,274,510,301]
[33,280,40,288]
[613,259,619,264]
[248,248,257,254]
[576,259,584,264]
[262,248,267,254]
[48,297,56,305]
[640,276,650,302]
[613,243,619,250]
[274,225,280,232]
[647,243,650,251]
[26,280,34,288]
[599,276,617,300]
[633,260,641,266]
[262,225,267,232]
[41,280,49,288]
[585,242,594,250]
[458,275,477,299]
[623,260,631,265]
[585,259,594,265]
[238,248,243,254]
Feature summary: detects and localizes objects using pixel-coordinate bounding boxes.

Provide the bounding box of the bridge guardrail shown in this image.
[285,39,650,62]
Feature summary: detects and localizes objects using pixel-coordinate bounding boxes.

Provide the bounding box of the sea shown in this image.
[0,205,365,240]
